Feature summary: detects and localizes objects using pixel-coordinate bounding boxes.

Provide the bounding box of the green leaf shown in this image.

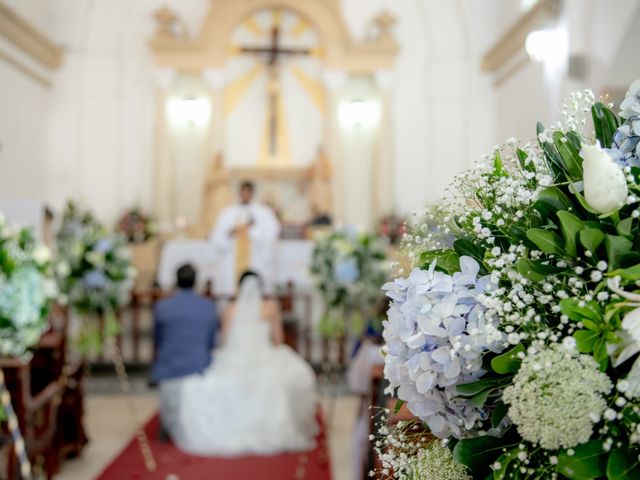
[393,399,405,414]
[516,257,546,282]
[454,435,517,478]
[579,228,606,253]
[493,151,507,176]
[469,388,492,408]
[617,217,634,237]
[606,235,633,269]
[566,130,583,150]
[554,130,583,179]
[526,229,564,255]
[491,344,525,374]
[558,439,607,480]
[492,448,519,480]
[420,249,460,275]
[610,263,640,281]
[516,148,535,173]
[557,210,585,257]
[574,329,600,353]
[533,187,573,221]
[620,252,640,269]
[560,298,602,322]
[457,377,511,396]
[607,448,640,479]
[491,402,509,428]
[592,102,620,149]
[593,337,609,371]
[537,122,566,180]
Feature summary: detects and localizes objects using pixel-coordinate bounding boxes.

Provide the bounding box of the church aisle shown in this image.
[56,392,358,479]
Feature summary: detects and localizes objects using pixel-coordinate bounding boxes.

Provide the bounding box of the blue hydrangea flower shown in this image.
[334,258,359,284]
[610,79,640,166]
[93,237,113,253]
[83,270,107,289]
[382,256,506,438]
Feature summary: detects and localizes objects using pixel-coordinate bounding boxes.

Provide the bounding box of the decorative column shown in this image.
[152,68,176,226]
[203,68,225,156]
[373,69,395,219]
[323,69,347,225]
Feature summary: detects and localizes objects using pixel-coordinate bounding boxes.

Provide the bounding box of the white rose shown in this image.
[33,245,51,265]
[581,143,628,213]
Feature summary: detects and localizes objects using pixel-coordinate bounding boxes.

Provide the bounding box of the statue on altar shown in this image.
[201,153,232,233]
[307,147,333,223]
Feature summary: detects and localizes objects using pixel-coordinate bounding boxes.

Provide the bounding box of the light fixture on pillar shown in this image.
[525,27,567,65]
[168,96,211,127]
[339,98,380,129]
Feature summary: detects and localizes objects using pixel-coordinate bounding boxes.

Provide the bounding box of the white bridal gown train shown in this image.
[162,277,318,456]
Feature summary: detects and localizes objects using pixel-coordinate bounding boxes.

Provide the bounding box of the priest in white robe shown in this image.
[209,181,281,295]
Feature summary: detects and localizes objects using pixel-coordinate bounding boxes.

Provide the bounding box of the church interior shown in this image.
[0,0,639,479]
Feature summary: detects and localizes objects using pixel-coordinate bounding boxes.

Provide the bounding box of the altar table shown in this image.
[157,239,315,294]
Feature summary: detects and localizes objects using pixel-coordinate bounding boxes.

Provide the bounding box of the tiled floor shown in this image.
[56,390,360,480]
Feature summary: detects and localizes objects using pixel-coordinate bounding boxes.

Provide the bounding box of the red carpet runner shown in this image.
[97,414,332,480]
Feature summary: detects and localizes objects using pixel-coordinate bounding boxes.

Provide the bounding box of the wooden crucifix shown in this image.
[241,15,310,156]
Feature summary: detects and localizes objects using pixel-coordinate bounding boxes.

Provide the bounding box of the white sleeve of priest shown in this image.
[209,205,236,252]
[248,203,281,244]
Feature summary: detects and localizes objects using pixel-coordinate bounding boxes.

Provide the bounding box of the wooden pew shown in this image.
[0,305,89,478]
[0,334,64,479]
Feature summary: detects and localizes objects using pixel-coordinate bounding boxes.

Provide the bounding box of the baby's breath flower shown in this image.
[404,442,472,480]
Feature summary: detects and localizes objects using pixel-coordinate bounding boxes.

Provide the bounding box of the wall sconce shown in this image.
[339,98,380,129]
[525,27,567,65]
[167,96,211,127]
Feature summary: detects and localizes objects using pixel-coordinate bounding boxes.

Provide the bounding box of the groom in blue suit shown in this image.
[152,264,218,439]
[152,264,218,383]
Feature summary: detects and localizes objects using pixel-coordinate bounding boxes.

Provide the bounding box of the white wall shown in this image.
[0,1,50,202]
[341,0,493,216]
[481,0,640,147]
[10,0,636,228]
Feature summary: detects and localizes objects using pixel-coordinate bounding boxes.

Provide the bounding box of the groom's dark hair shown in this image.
[238,270,263,290]
[177,264,196,289]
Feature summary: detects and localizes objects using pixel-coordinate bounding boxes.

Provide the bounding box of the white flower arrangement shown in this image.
[311,228,387,333]
[0,218,56,359]
[55,201,135,353]
[377,80,640,479]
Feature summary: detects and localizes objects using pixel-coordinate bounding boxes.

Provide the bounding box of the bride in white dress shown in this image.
[163,272,318,456]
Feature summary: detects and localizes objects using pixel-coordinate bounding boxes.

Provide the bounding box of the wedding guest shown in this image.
[151,264,218,437]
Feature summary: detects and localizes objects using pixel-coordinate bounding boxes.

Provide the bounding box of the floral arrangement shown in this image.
[379,79,640,479]
[311,229,387,333]
[116,207,156,244]
[55,202,135,352]
[0,212,56,359]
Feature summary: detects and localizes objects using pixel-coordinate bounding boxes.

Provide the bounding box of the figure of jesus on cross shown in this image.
[240,11,310,159]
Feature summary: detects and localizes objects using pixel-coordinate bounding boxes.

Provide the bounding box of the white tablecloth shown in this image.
[157,239,314,293]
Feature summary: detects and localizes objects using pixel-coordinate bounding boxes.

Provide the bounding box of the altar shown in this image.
[157,238,315,294]
[150,0,398,232]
